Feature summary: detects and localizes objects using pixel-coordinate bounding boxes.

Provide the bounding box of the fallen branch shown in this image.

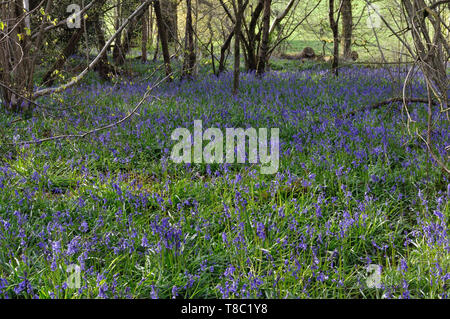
[343,97,438,118]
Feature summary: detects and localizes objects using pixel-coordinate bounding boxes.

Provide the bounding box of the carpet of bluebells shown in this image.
[0,65,449,299]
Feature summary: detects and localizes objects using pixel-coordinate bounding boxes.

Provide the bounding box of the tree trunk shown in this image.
[23,0,30,29]
[154,0,173,80]
[256,0,271,76]
[182,0,196,79]
[120,21,136,64]
[161,0,178,44]
[149,5,154,50]
[0,0,34,111]
[233,0,243,95]
[246,0,264,71]
[153,33,160,61]
[113,0,125,65]
[329,0,339,76]
[142,5,149,63]
[218,29,234,75]
[341,0,353,59]
[94,19,114,80]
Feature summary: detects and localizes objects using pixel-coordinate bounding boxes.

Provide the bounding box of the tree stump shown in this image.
[299,47,316,59]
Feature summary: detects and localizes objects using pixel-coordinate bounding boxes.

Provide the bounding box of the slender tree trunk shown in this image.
[154,0,173,80]
[149,5,154,49]
[113,0,125,64]
[329,0,339,76]
[142,5,149,62]
[23,0,30,29]
[218,29,234,75]
[208,22,216,75]
[210,40,216,75]
[194,0,199,75]
[341,0,352,59]
[153,33,160,61]
[161,0,178,44]
[120,20,138,64]
[233,0,243,94]
[94,19,114,80]
[182,0,196,79]
[256,0,271,76]
[246,0,264,71]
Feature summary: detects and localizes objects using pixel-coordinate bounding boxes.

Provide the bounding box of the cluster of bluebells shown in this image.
[0,66,448,298]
